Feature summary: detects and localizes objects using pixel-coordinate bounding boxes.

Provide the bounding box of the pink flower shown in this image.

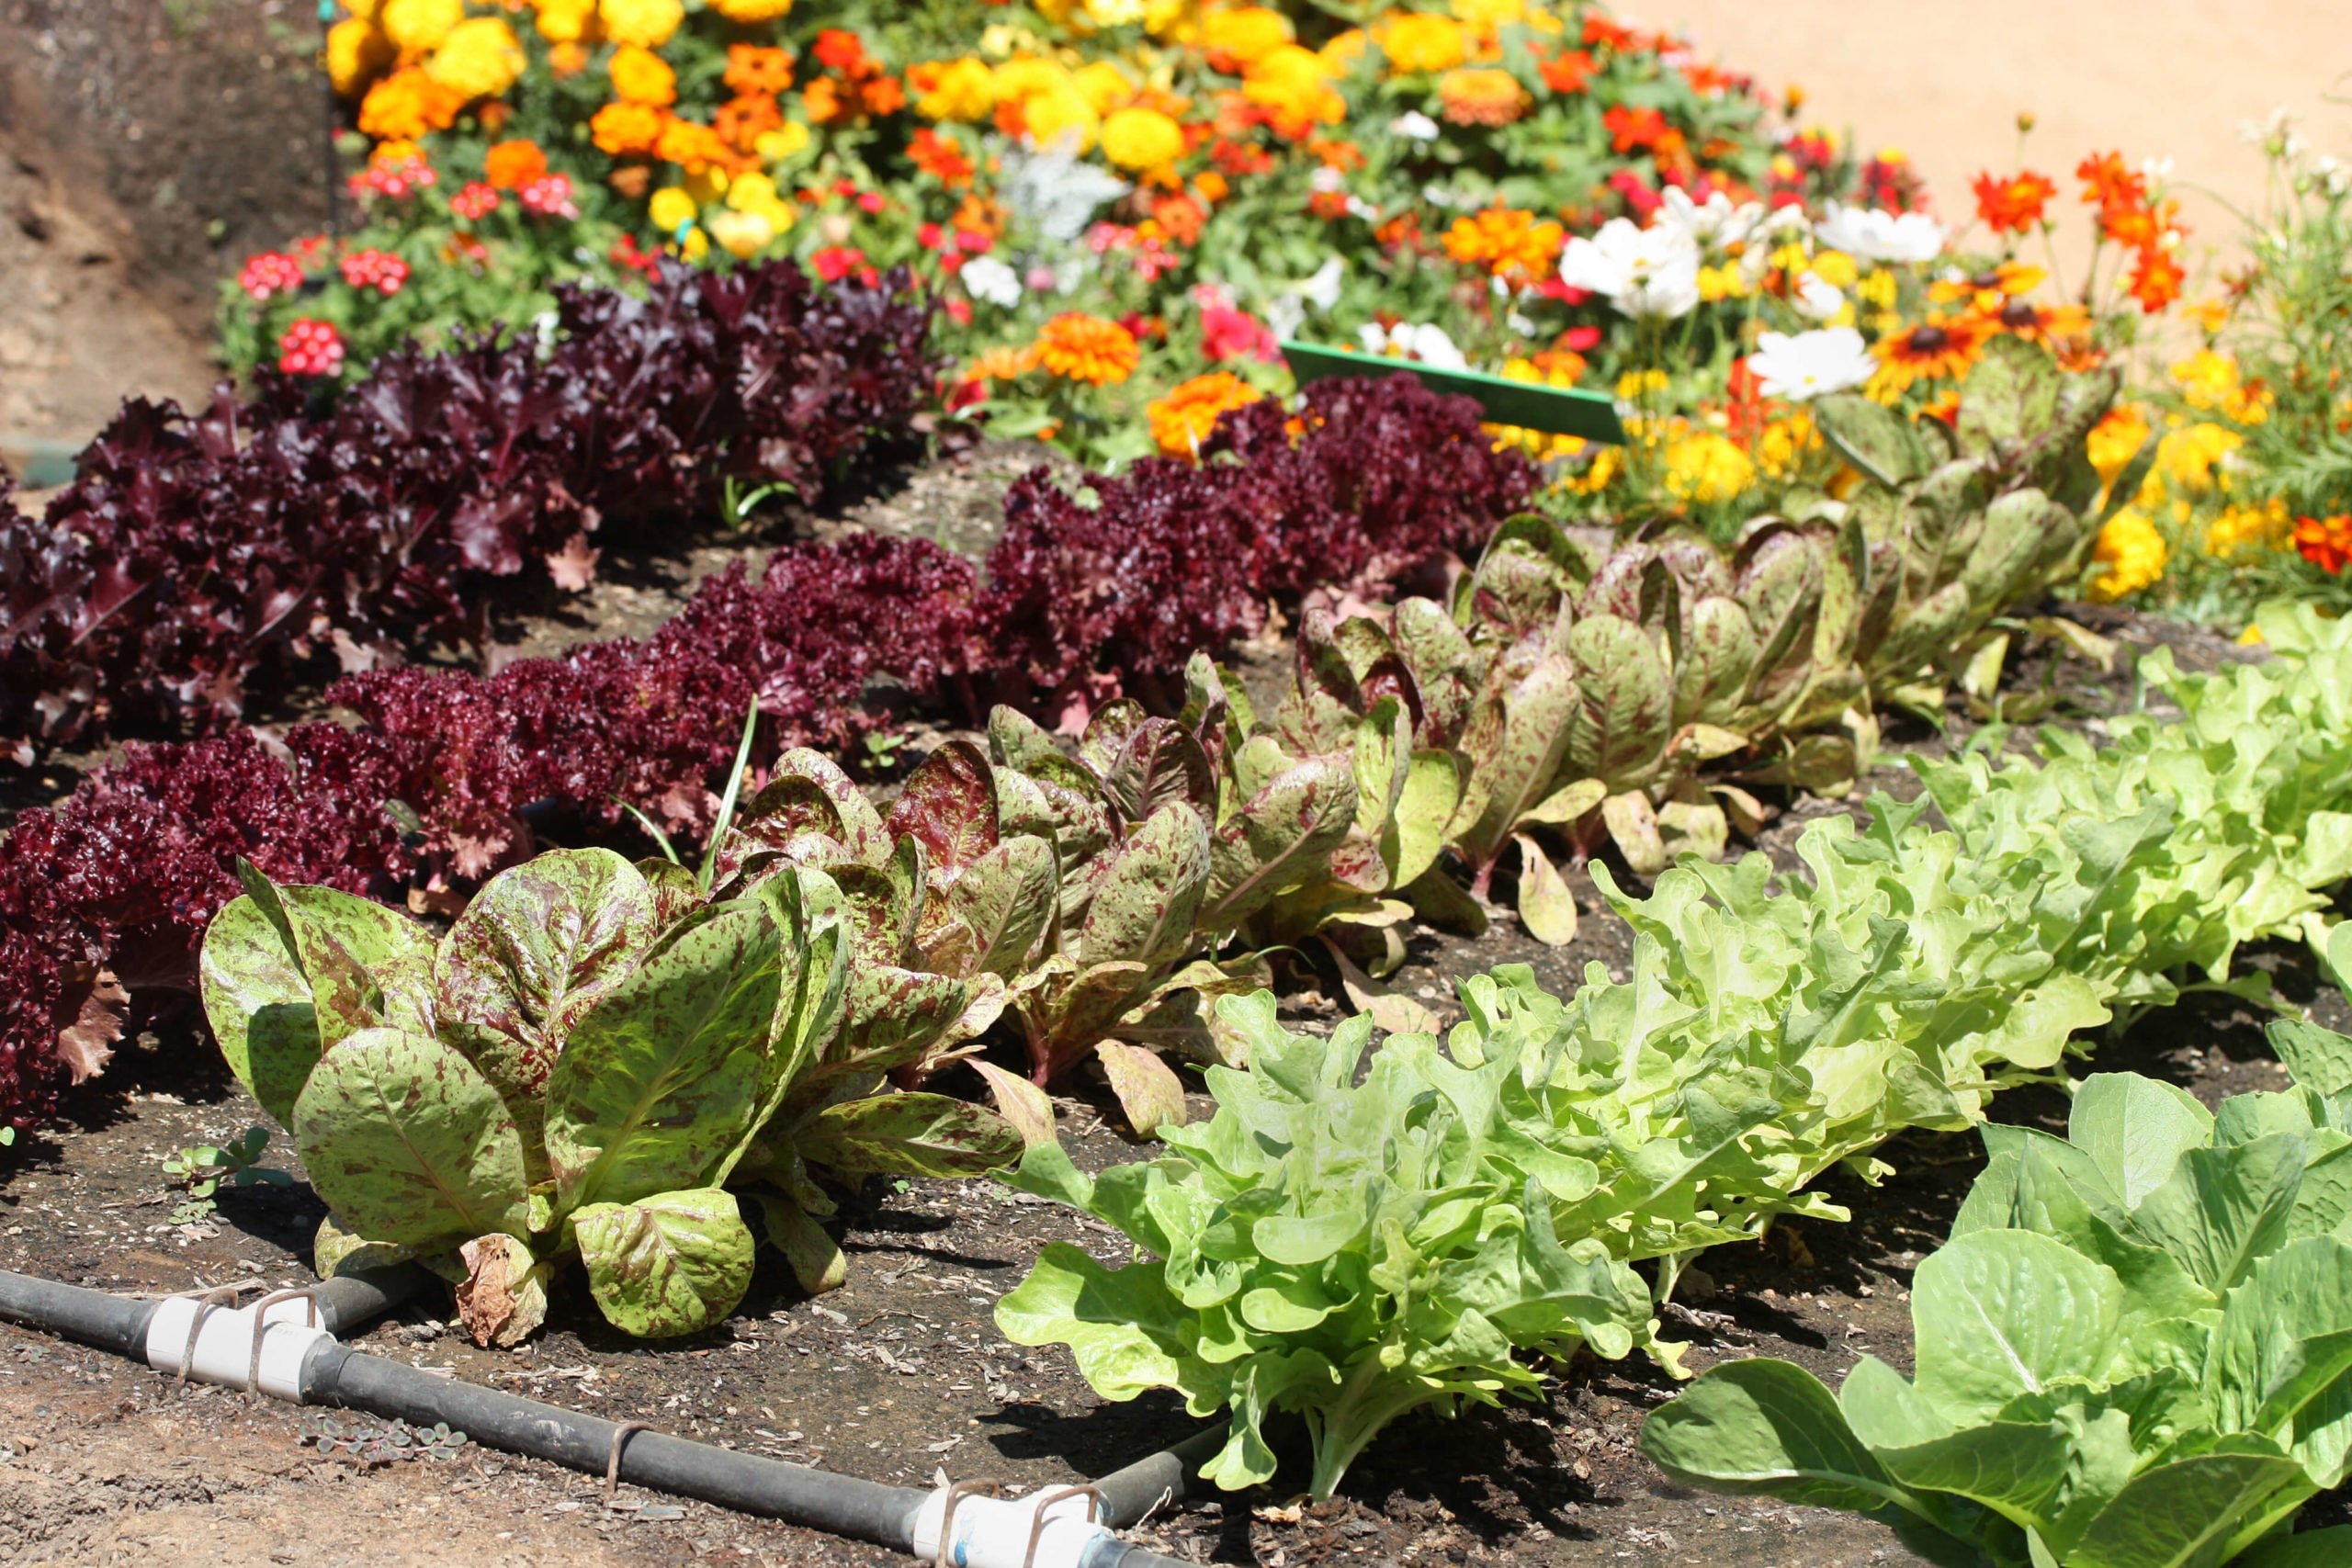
[277,319,345,378]
[338,248,410,297]
[518,174,578,220]
[450,182,501,220]
[239,252,306,302]
[353,154,437,201]
[1200,303,1278,364]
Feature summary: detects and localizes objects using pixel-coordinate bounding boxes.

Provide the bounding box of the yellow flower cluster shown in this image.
[2087,510,2168,602]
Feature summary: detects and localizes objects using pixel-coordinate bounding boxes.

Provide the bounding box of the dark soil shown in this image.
[0,431,2332,1564]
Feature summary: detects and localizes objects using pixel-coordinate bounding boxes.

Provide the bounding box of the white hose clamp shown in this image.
[144,1288,335,1402]
[913,1480,1113,1568]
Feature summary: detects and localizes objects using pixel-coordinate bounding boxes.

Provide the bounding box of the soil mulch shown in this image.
[0,444,2334,1566]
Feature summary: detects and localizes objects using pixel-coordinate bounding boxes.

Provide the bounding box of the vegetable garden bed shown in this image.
[4,432,2334,1564]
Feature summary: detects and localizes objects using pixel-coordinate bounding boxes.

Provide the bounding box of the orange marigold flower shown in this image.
[2127,246,2186,314]
[548,42,588,78]
[725,45,795,96]
[591,101,667,157]
[1439,67,1531,127]
[1148,372,1262,459]
[654,118,737,175]
[2295,513,2352,574]
[483,138,549,189]
[713,94,784,152]
[1872,313,1995,392]
[356,66,463,141]
[1971,168,2056,234]
[1539,48,1595,94]
[909,128,976,186]
[1035,313,1140,386]
[1442,207,1563,286]
[2076,151,2146,214]
[1601,103,1668,153]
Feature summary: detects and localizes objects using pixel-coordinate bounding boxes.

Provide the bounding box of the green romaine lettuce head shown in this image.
[198,847,1015,1337]
[1642,1069,2352,1567]
[997,987,1659,1498]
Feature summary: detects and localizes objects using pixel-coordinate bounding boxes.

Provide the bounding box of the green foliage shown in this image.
[994,992,1658,1499]
[162,1125,290,1225]
[1641,1068,2352,1566]
[198,846,1018,1340]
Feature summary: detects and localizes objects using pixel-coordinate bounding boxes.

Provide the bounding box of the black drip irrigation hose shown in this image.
[0,1267,1202,1568]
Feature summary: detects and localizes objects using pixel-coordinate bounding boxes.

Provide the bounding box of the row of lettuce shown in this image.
[0,326,2129,1140]
[994,604,2352,1560]
[193,593,2352,1565]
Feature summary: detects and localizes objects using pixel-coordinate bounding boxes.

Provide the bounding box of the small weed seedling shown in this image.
[163,1126,291,1224]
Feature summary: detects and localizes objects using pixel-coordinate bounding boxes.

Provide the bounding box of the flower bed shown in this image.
[2,257,937,755]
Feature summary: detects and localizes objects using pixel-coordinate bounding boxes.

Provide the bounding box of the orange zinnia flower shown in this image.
[1539,48,1595,94]
[1148,372,1262,458]
[1442,207,1564,287]
[1971,169,2056,234]
[2076,152,2147,214]
[1035,313,1141,386]
[909,128,975,186]
[714,94,784,153]
[483,138,548,190]
[1439,68,1531,128]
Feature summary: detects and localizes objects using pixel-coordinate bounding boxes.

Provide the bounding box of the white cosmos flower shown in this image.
[1812,201,1946,265]
[1657,186,1761,252]
[1558,218,1702,321]
[1391,110,1441,141]
[1748,327,1876,401]
[1791,270,1844,322]
[1358,321,1468,370]
[959,254,1023,308]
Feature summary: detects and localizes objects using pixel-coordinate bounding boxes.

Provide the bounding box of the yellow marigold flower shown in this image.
[1755,411,1819,477]
[1082,0,1148,26]
[679,226,710,262]
[1452,0,1525,28]
[1857,267,1899,311]
[1441,207,1561,285]
[327,18,396,96]
[2169,349,2239,411]
[1697,263,1746,302]
[1101,106,1185,171]
[380,0,462,55]
[599,0,683,51]
[990,57,1066,102]
[1437,66,1528,127]
[2185,297,2232,335]
[1380,13,1468,74]
[608,43,675,106]
[534,0,599,44]
[1072,61,1135,116]
[1615,367,1670,401]
[1808,250,1860,289]
[707,208,775,258]
[755,121,811,162]
[2205,498,2290,558]
[1768,240,1809,276]
[711,0,795,21]
[1243,44,1341,129]
[424,17,526,100]
[649,186,698,231]
[2087,509,2166,601]
[591,100,666,156]
[2086,404,2151,487]
[1662,430,1757,505]
[1036,312,1141,385]
[1023,79,1101,152]
[683,165,729,204]
[1200,6,1292,67]
[726,171,788,217]
[2156,422,2241,495]
[1320,28,1368,70]
[1148,371,1261,457]
[918,57,997,121]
